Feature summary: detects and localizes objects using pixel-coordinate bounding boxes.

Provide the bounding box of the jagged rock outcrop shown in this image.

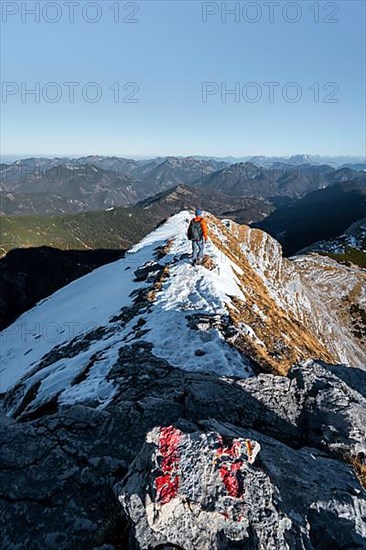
[212,216,366,369]
[1,358,366,548]
[117,423,365,549]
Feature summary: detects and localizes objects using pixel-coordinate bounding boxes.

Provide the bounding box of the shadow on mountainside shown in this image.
[253,180,366,255]
[325,363,366,398]
[0,246,125,331]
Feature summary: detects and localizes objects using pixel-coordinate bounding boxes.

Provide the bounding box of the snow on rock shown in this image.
[219,219,366,369]
[1,210,365,421]
[141,235,251,377]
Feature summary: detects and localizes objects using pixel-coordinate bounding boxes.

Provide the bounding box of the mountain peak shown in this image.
[1,211,365,422]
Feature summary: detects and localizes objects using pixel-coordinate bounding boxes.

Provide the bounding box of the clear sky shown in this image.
[1,0,365,158]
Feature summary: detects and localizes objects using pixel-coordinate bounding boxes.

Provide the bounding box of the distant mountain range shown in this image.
[201,163,365,200]
[1,155,365,216]
[2,153,365,166]
[0,157,226,215]
[193,154,365,168]
[0,163,154,214]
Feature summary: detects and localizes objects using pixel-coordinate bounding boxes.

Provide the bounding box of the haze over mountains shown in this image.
[1,155,365,216]
[193,153,366,166]
[2,153,365,166]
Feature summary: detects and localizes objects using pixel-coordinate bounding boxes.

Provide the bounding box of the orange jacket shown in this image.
[190,216,208,240]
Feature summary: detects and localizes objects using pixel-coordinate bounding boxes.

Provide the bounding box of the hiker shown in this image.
[187,208,208,265]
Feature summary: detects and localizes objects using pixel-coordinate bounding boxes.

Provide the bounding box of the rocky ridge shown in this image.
[0,211,365,548]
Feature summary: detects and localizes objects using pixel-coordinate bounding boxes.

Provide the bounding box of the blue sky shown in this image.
[1,0,365,158]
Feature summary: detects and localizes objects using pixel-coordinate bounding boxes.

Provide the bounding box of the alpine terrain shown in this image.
[2,156,364,216]
[0,211,365,548]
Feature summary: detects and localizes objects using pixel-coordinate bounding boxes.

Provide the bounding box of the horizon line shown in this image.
[2,152,365,161]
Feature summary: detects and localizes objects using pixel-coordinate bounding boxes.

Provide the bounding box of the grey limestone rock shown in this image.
[1,358,366,548]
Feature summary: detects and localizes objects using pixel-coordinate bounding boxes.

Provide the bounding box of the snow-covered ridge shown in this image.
[1,210,365,421]
[0,212,252,417]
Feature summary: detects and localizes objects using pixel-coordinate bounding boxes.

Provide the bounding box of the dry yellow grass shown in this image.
[208,216,335,375]
[348,456,366,488]
[146,266,170,303]
[155,238,174,259]
[201,255,216,271]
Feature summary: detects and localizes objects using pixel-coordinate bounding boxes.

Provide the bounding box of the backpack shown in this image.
[188,220,203,241]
